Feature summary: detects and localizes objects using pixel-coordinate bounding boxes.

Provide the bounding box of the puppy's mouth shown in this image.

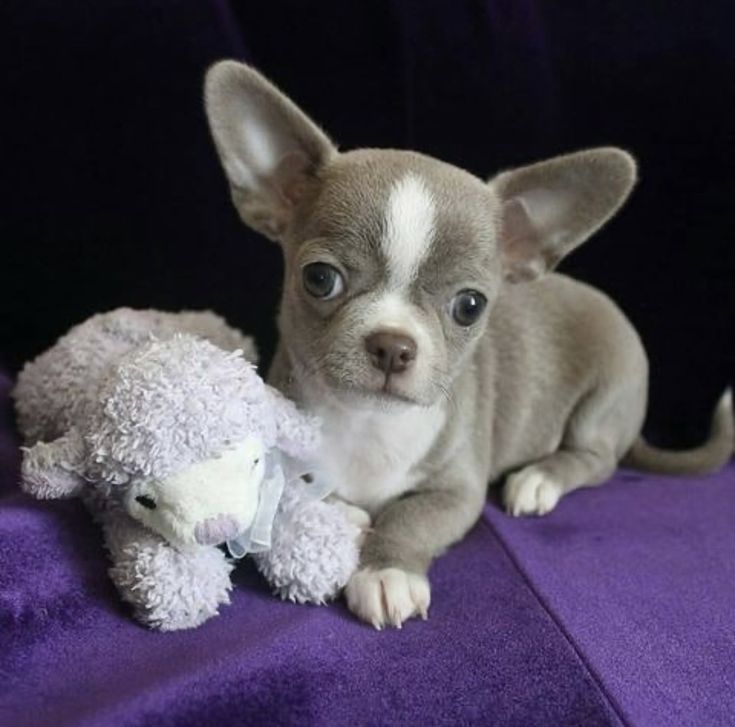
[357,389,419,407]
[326,370,422,406]
[379,372,411,400]
[354,365,442,406]
[327,376,420,406]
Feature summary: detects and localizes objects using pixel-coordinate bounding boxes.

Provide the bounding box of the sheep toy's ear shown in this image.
[267,388,321,460]
[20,429,86,499]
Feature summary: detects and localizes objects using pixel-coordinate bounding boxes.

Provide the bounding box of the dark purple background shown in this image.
[1,0,733,446]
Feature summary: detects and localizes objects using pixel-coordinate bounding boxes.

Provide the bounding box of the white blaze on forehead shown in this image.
[363,292,417,331]
[382,174,436,287]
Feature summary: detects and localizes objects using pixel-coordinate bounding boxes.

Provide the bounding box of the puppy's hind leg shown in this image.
[504,447,617,517]
[504,384,643,517]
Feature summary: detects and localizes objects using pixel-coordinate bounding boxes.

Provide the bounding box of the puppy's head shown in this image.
[205,61,636,407]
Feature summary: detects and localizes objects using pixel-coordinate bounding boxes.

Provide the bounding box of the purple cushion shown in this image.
[487,464,735,725]
[1,367,733,725]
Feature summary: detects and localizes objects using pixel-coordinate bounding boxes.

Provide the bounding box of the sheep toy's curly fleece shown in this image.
[15,308,258,447]
[14,309,360,630]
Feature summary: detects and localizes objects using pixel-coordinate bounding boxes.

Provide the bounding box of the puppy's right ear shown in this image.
[20,429,86,499]
[490,148,637,282]
[204,61,336,241]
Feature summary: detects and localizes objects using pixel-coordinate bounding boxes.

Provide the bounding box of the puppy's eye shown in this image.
[302,262,344,300]
[451,290,487,326]
[135,495,157,510]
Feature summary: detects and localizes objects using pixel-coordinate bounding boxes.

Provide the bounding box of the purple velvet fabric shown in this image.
[487,466,735,726]
[1,369,733,726]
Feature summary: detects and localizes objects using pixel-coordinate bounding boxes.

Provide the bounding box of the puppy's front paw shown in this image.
[504,467,562,517]
[345,567,430,630]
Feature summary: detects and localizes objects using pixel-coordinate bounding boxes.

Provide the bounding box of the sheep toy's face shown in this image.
[124,435,266,546]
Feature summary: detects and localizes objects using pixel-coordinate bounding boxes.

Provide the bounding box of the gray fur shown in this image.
[205,61,734,628]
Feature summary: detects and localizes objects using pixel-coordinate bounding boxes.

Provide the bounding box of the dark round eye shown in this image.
[302,262,344,300]
[451,290,487,326]
[135,495,157,510]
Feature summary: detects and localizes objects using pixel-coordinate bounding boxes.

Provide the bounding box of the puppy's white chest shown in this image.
[314,402,445,514]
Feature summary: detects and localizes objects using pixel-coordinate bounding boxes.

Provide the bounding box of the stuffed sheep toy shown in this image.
[14,309,361,630]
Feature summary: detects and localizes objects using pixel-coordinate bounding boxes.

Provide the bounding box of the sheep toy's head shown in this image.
[20,335,320,548]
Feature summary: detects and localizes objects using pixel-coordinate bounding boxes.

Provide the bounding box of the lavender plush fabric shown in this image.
[1,369,734,726]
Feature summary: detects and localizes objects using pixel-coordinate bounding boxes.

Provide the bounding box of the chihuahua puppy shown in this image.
[204,61,733,629]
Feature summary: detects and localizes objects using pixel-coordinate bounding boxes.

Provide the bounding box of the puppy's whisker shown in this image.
[428,365,458,415]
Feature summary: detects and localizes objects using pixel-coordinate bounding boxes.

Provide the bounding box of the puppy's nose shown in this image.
[364,331,417,374]
[194,514,239,545]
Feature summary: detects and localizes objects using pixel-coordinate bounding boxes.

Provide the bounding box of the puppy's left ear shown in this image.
[204,61,337,241]
[490,148,637,282]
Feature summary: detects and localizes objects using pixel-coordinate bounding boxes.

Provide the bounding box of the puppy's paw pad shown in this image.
[345,567,430,629]
[504,468,562,517]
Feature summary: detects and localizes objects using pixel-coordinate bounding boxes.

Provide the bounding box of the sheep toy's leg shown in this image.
[253,493,365,605]
[100,512,234,631]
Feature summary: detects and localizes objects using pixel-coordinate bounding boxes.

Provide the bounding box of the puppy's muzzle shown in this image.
[365,331,417,374]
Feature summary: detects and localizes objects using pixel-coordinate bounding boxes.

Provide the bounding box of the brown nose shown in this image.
[364,331,417,374]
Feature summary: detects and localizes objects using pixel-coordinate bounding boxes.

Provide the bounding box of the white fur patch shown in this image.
[382,174,436,287]
[345,567,430,629]
[225,112,281,189]
[327,496,372,548]
[306,389,445,515]
[360,293,427,342]
[504,467,562,517]
[242,114,279,172]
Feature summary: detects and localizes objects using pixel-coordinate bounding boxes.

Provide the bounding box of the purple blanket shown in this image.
[0,368,733,726]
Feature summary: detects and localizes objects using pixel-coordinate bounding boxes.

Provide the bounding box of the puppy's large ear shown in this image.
[490,148,637,282]
[20,429,86,499]
[205,61,337,241]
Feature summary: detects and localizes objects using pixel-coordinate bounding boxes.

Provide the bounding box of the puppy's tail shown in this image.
[623,388,734,475]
